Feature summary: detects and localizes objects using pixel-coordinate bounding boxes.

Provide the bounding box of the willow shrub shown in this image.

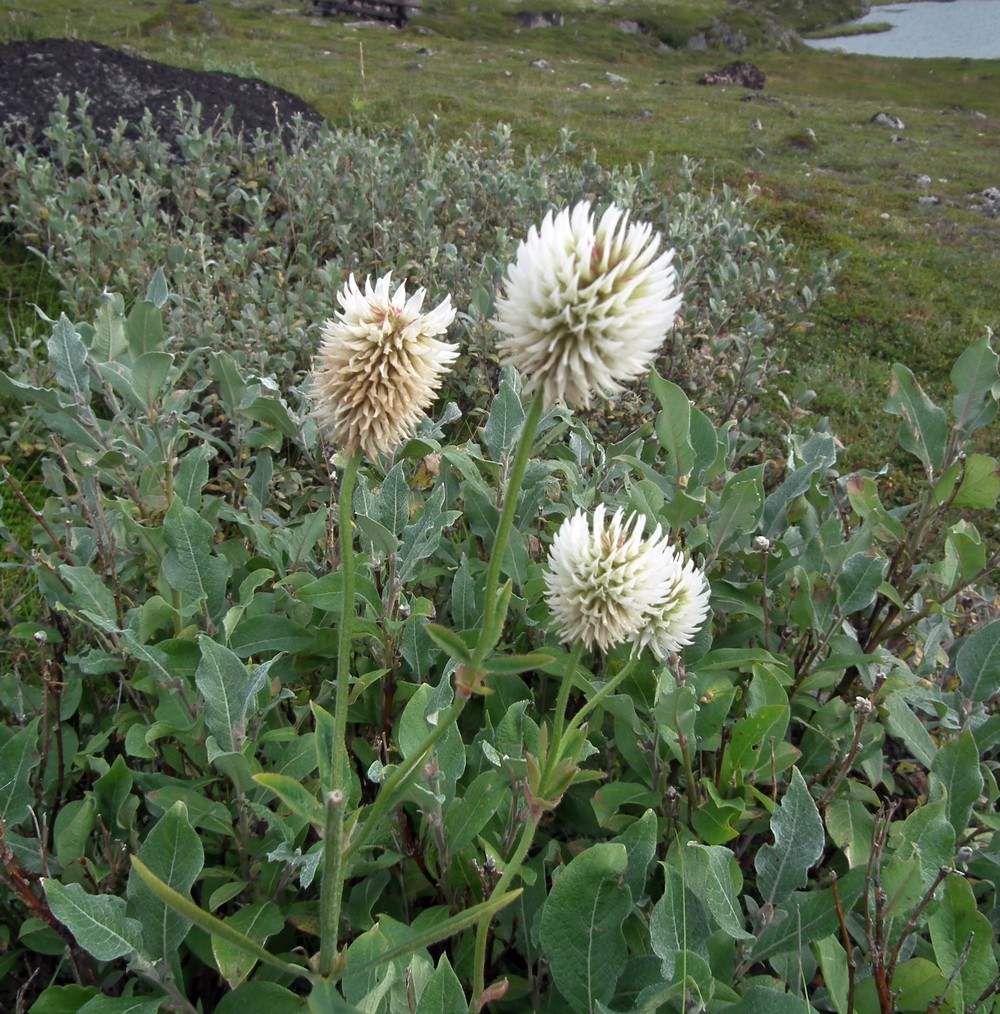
[1,265,998,1012]
[0,98,836,430]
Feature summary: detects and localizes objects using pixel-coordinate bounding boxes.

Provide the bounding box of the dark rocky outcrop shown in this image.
[0,38,325,152]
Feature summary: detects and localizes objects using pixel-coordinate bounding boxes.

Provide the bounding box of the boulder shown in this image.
[514,10,563,28]
[699,61,765,90]
[871,111,905,129]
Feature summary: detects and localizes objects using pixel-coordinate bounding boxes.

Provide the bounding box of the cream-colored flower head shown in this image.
[311,273,458,459]
[544,506,668,653]
[628,549,711,660]
[544,504,710,657]
[494,202,681,409]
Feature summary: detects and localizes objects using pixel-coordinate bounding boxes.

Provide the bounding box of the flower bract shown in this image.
[311,273,458,459]
[494,201,682,409]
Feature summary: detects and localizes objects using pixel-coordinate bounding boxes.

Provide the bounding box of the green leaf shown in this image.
[751,867,866,964]
[0,718,40,826]
[129,856,313,983]
[649,372,696,485]
[928,873,999,1011]
[942,453,1000,509]
[93,756,134,833]
[708,466,764,557]
[929,729,982,836]
[376,462,410,537]
[27,985,101,1014]
[726,986,818,1013]
[882,693,938,770]
[126,298,166,356]
[229,615,312,657]
[892,957,947,1013]
[311,701,337,795]
[92,292,128,363]
[611,808,657,901]
[48,314,90,406]
[145,267,170,309]
[955,617,1000,703]
[682,843,753,941]
[354,513,399,557]
[423,622,472,663]
[950,333,1000,436]
[131,352,174,408]
[43,880,142,961]
[195,637,271,753]
[836,552,888,616]
[414,954,466,1014]
[890,802,955,890]
[77,997,163,1014]
[244,394,299,438]
[126,801,203,961]
[450,554,481,629]
[650,863,712,977]
[721,703,789,786]
[397,484,462,584]
[540,843,631,1014]
[482,375,525,460]
[481,650,553,675]
[825,796,874,869]
[213,900,285,989]
[442,771,505,854]
[214,983,305,1014]
[815,936,850,1014]
[209,351,248,419]
[253,773,325,831]
[173,444,212,510]
[162,500,229,619]
[56,565,118,628]
[761,432,837,537]
[885,363,948,478]
[755,768,824,906]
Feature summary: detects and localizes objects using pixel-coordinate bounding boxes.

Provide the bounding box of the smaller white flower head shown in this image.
[544,506,668,653]
[628,549,711,660]
[495,201,682,409]
[311,273,458,459]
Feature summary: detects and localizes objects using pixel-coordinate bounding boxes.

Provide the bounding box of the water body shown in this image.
[805,0,1000,58]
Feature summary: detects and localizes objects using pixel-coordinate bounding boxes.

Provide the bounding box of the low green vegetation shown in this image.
[1,2,999,1012]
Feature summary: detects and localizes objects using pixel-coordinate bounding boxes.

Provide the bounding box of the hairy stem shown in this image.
[318,450,361,980]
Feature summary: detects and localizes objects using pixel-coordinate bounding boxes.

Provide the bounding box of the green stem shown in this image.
[468,391,545,672]
[562,654,640,744]
[318,450,361,980]
[547,641,585,779]
[471,812,542,1010]
[344,696,465,864]
[346,393,545,868]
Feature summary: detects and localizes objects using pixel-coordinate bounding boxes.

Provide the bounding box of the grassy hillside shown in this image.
[2,0,999,473]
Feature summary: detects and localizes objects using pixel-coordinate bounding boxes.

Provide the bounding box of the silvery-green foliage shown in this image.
[0,98,836,424]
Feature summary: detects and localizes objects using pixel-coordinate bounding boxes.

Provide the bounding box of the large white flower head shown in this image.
[544,505,668,653]
[629,549,711,661]
[494,201,682,409]
[311,273,458,459]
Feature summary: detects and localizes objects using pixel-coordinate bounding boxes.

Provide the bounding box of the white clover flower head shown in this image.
[494,201,682,409]
[628,545,711,661]
[311,272,458,459]
[544,503,711,659]
[544,505,668,653]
